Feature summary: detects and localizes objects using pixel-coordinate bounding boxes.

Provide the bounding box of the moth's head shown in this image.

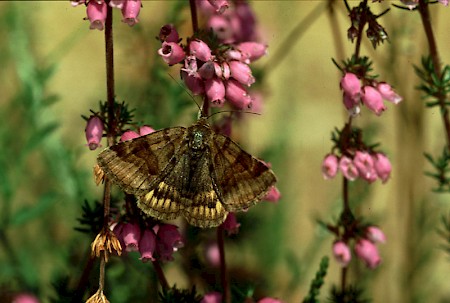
[188,119,210,150]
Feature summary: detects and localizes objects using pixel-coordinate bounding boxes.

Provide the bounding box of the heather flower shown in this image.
[332,241,352,267]
[201,292,222,303]
[120,130,140,141]
[182,71,205,95]
[205,77,226,106]
[121,0,141,26]
[139,229,156,262]
[361,85,386,116]
[189,39,212,62]
[222,212,240,235]
[373,153,392,183]
[224,79,252,109]
[376,82,402,104]
[139,125,155,136]
[158,42,185,65]
[221,62,231,79]
[12,294,40,303]
[232,1,257,42]
[343,93,361,117]
[229,60,255,86]
[198,61,216,79]
[353,151,377,183]
[339,156,359,181]
[354,239,381,269]
[322,154,339,180]
[156,224,184,261]
[340,73,361,98]
[366,226,386,244]
[182,55,199,77]
[121,223,141,252]
[86,0,107,31]
[263,186,281,203]
[207,0,229,14]
[236,42,267,63]
[85,115,104,150]
[159,24,179,43]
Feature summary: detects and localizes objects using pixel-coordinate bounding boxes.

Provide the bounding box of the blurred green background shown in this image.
[0,1,449,302]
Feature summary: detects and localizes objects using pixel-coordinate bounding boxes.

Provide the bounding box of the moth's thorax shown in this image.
[187,119,211,151]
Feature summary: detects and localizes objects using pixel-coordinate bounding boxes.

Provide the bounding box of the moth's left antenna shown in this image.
[168,73,201,112]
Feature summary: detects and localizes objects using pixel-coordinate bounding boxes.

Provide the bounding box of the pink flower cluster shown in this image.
[113,222,183,262]
[333,226,386,269]
[197,0,259,44]
[71,0,141,30]
[340,72,402,116]
[157,25,267,109]
[322,151,392,183]
[201,292,283,303]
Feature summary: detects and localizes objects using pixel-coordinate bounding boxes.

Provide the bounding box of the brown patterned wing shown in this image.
[137,144,228,228]
[210,134,277,212]
[96,127,187,196]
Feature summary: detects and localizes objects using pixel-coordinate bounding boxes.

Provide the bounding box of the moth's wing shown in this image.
[138,148,228,228]
[210,134,277,212]
[96,127,187,196]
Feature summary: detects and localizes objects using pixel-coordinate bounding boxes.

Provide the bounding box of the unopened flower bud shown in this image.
[139,125,155,136]
[322,154,339,180]
[85,115,104,150]
[332,241,352,267]
[366,226,386,244]
[373,153,392,183]
[189,39,212,62]
[376,82,402,104]
[120,130,139,142]
[198,61,216,79]
[205,77,226,106]
[201,292,222,303]
[224,79,252,109]
[263,186,281,203]
[361,86,386,116]
[355,239,381,269]
[122,223,141,252]
[182,71,205,95]
[339,156,359,181]
[156,224,183,261]
[236,42,267,63]
[353,151,377,183]
[340,73,361,98]
[229,60,255,87]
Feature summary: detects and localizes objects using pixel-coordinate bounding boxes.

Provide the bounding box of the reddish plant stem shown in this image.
[217,225,231,303]
[152,260,170,291]
[189,0,199,34]
[417,0,450,149]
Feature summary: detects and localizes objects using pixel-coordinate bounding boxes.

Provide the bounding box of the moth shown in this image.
[96,116,277,228]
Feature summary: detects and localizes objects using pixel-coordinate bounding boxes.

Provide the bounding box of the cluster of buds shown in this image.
[347,2,388,49]
[71,0,141,30]
[113,222,184,262]
[322,151,392,183]
[333,226,386,269]
[158,24,267,109]
[340,72,402,116]
[201,291,283,303]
